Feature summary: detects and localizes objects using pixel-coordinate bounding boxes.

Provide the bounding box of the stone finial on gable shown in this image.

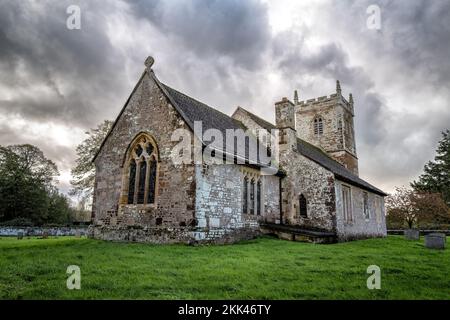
[349,93,354,105]
[294,90,299,105]
[336,80,342,95]
[144,56,155,72]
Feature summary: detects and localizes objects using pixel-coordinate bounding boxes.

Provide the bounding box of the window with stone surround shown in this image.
[299,194,308,218]
[314,117,324,136]
[257,181,261,215]
[250,179,255,215]
[363,192,370,220]
[342,185,353,222]
[243,177,248,214]
[123,134,159,206]
[242,170,262,216]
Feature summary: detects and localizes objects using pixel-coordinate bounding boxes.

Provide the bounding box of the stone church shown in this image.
[89,56,387,244]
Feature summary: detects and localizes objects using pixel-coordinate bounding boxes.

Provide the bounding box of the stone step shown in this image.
[260,222,337,244]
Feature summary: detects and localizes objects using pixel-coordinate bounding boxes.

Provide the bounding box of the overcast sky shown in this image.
[1,0,449,197]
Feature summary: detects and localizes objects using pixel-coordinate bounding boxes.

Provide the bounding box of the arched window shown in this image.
[124,134,158,205]
[256,181,261,215]
[127,160,136,204]
[250,179,255,215]
[137,159,147,204]
[243,177,248,214]
[314,117,323,136]
[147,157,157,204]
[299,194,308,218]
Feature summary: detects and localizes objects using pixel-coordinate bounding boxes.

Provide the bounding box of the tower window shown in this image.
[314,117,324,136]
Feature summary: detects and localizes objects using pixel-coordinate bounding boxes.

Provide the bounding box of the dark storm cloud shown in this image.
[129,0,271,70]
[0,0,449,194]
[328,0,450,186]
[0,0,127,127]
[330,0,450,88]
[273,31,386,146]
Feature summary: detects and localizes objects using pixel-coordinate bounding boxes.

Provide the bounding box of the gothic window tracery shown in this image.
[124,134,158,205]
[241,170,262,216]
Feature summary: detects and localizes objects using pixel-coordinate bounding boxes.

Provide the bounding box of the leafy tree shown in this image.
[386,187,417,229]
[414,192,450,228]
[386,186,450,229]
[0,144,72,225]
[70,120,112,204]
[47,188,74,225]
[412,129,450,205]
[0,145,57,223]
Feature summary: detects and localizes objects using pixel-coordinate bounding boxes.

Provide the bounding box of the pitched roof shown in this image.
[296,139,387,196]
[232,107,386,196]
[158,82,262,166]
[234,106,276,131]
[94,69,386,196]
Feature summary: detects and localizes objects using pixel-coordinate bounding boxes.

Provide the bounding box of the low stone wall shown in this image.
[0,226,89,237]
[388,230,450,236]
[88,225,260,245]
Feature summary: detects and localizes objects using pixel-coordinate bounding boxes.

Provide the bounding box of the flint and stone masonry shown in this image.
[89,57,387,244]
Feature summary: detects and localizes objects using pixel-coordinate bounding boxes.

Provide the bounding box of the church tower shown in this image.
[294,81,359,175]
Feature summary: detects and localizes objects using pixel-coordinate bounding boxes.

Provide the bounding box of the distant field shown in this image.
[0,236,448,299]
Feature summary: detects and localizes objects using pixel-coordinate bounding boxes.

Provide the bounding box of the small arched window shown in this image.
[250,179,255,215]
[243,177,248,214]
[314,117,323,136]
[256,181,261,215]
[124,134,158,205]
[299,194,308,218]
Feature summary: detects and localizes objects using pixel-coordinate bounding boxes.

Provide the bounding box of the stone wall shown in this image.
[262,174,281,223]
[295,94,358,175]
[194,164,262,242]
[92,72,197,239]
[335,180,387,240]
[0,226,88,237]
[278,138,337,232]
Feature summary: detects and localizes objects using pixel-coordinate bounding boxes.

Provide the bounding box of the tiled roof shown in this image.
[158,82,262,166]
[235,106,276,131]
[96,70,386,196]
[224,106,386,196]
[296,139,387,196]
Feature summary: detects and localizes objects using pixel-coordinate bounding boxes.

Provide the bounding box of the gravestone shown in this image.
[17,232,24,240]
[42,231,49,239]
[404,229,420,240]
[75,230,81,238]
[425,233,446,250]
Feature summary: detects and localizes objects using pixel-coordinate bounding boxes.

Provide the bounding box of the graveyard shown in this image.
[0,235,448,299]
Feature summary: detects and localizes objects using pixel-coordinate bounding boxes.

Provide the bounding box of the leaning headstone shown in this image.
[42,231,49,239]
[404,229,420,240]
[75,230,81,238]
[425,233,446,250]
[17,231,24,240]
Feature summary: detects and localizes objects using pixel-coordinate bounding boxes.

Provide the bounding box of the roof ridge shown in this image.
[296,137,386,195]
[160,82,246,129]
[237,106,276,129]
[297,137,335,161]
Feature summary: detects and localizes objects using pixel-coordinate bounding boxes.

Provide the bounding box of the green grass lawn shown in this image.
[0,235,449,300]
